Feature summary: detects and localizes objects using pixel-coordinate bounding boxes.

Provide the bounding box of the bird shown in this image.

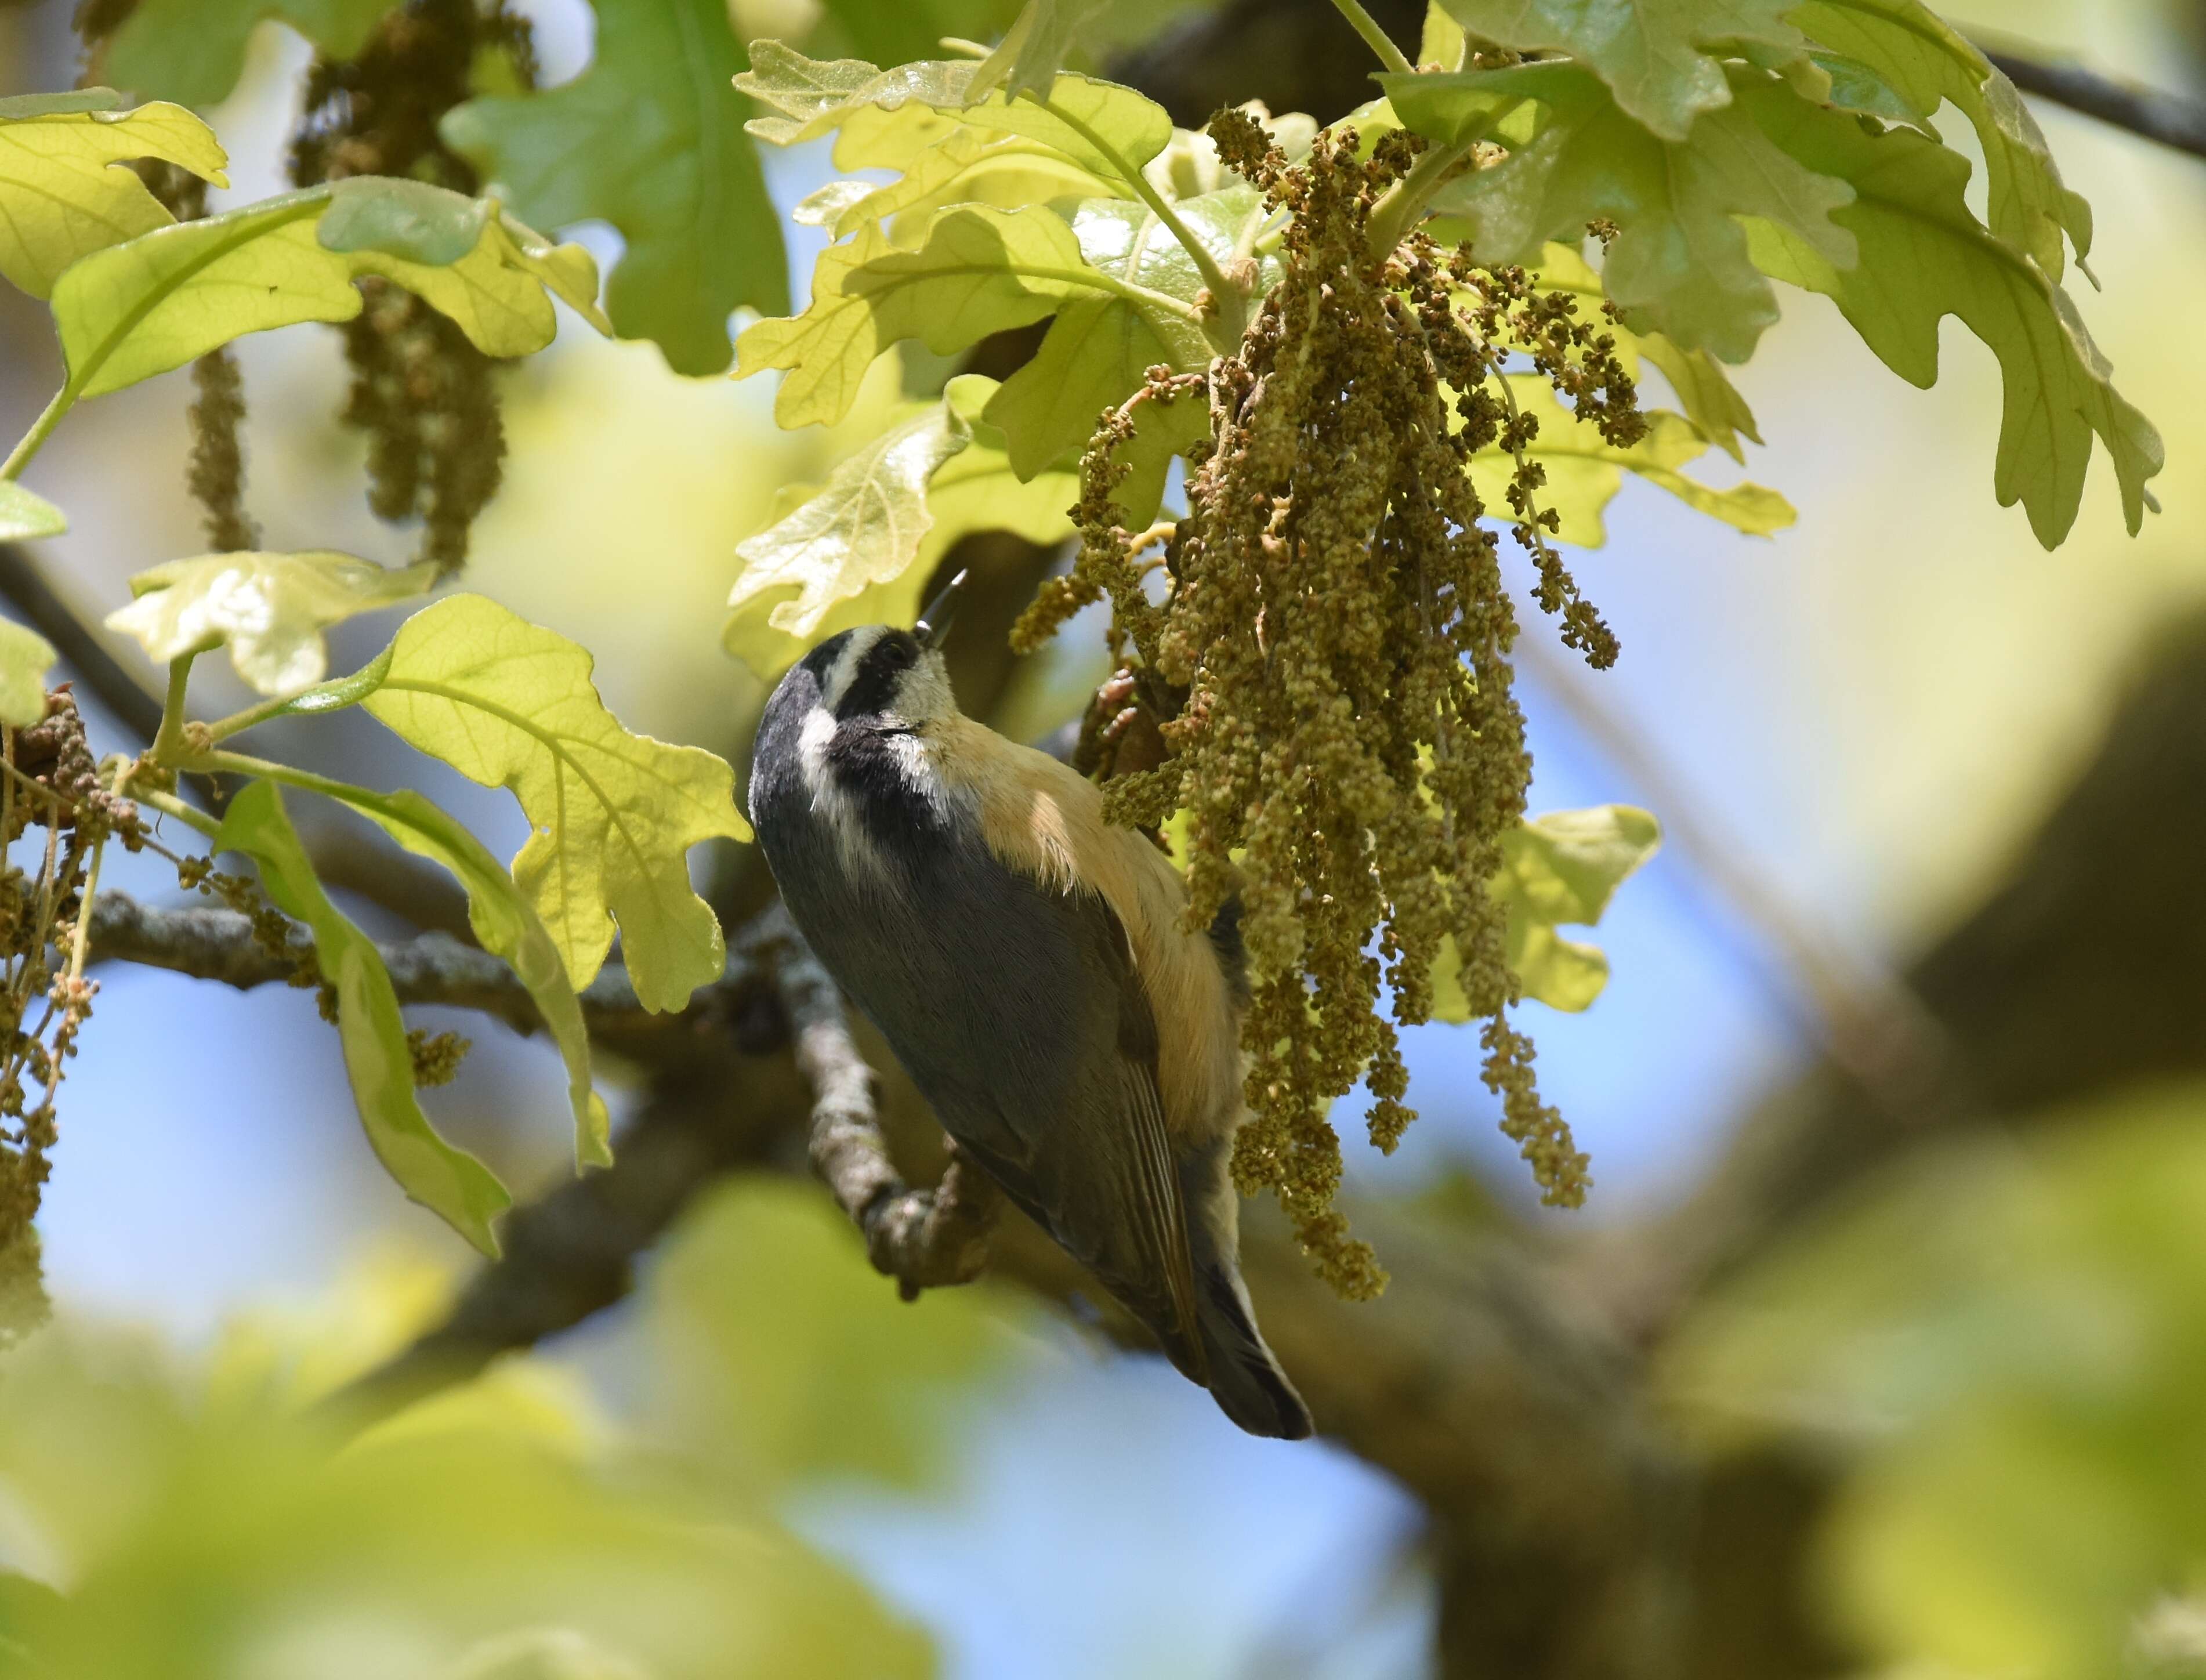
[746,573,1313,1439]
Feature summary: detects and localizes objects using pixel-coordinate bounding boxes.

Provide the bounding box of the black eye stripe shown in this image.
[834,632,918,720]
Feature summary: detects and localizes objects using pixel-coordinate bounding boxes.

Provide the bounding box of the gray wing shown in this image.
[764,816,1206,1378]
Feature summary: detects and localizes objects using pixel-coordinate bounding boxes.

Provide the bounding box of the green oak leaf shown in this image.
[358,596,749,1011]
[803,126,1119,247]
[0,618,56,729]
[1433,806,1661,1018]
[50,178,608,401]
[740,44,1171,179]
[1399,63,1857,363]
[216,779,509,1256]
[738,205,1136,429]
[1435,0,1805,140]
[726,375,1077,678]
[980,190,1255,479]
[1792,0,2091,278]
[968,0,1109,103]
[0,91,229,298]
[1515,240,1763,461]
[0,483,67,542]
[104,0,400,108]
[1739,82,2160,545]
[104,551,435,697]
[441,0,784,377]
[1469,377,1793,543]
[318,780,611,1170]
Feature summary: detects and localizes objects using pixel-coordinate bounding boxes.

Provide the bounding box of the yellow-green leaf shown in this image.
[0,617,56,729]
[737,205,1121,429]
[807,126,1118,248]
[0,482,67,542]
[966,0,1108,103]
[1739,78,2159,545]
[50,178,607,401]
[1469,378,1793,544]
[0,90,229,299]
[318,779,611,1171]
[739,44,1170,179]
[983,190,1258,479]
[360,596,748,1011]
[104,551,434,698]
[725,375,1076,679]
[1434,805,1661,1018]
[215,779,509,1256]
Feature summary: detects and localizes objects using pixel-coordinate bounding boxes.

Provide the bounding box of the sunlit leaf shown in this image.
[358,596,749,1011]
[50,178,608,400]
[980,189,1255,477]
[1739,79,2160,545]
[806,126,1118,248]
[441,0,784,376]
[0,91,228,299]
[313,778,612,1171]
[0,483,66,542]
[1794,0,2092,277]
[1397,63,1857,363]
[1435,0,1805,139]
[740,43,1171,178]
[737,205,1131,429]
[215,780,509,1256]
[103,0,400,108]
[725,375,1077,678]
[968,0,1109,102]
[104,551,434,697]
[1469,378,1794,544]
[0,618,56,729]
[1433,806,1661,1018]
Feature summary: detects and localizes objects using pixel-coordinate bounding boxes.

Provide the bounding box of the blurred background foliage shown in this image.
[0,0,2204,1675]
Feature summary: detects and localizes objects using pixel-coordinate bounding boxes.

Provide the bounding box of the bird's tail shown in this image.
[1182,1144,1313,1440]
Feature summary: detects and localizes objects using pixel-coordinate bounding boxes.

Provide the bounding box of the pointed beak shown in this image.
[915,569,968,651]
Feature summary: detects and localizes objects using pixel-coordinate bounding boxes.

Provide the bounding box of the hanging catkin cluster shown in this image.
[1020,117,1647,1296]
[289,0,537,575]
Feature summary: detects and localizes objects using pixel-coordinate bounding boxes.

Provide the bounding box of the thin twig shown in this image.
[1979,41,2206,164]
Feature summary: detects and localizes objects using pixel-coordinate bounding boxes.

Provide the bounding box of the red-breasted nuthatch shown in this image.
[747,575,1313,1439]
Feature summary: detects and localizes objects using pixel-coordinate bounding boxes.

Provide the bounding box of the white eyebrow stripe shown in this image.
[822,627,883,712]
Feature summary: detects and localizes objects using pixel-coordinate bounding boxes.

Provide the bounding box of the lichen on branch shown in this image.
[1019,114,1649,1297]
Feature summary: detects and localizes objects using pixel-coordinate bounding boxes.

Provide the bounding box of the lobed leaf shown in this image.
[740,43,1171,179]
[215,779,509,1256]
[104,0,400,108]
[441,0,784,377]
[0,483,67,543]
[0,90,228,299]
[1400,63,1857,364]
[1792,0,2092,278]
[1738,82,2161,545]
[50,177,608,400]
[1433,806,1661,1018]
[726,375,1076,678]
[0,617,56,729]
[104,550,434,697]
[358,596,749,1011]
[1469,377,1794,544]
[803,126,1118,248]
[738,205,1129,429]
[1434,0,1806,140]
[981,190,1256,478]
[320,781,611,1170]
[967,0,1110,103]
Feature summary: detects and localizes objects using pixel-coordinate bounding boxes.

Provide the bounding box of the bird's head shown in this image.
[796,570,968,733]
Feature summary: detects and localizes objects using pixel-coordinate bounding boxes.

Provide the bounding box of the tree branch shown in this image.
[1980,42,2206,164]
